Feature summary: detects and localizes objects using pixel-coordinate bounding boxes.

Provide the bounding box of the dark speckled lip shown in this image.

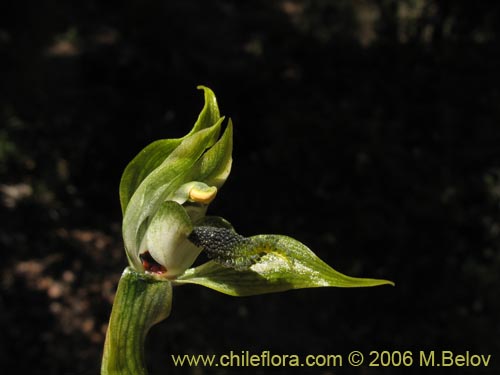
[188,226,246,255]
[188,226,257,270]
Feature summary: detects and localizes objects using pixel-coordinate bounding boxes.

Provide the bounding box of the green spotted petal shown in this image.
[176,233,394,296]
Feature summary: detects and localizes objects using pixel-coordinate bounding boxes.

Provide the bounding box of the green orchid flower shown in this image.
[101,86,394,375]
[119,86,231,278]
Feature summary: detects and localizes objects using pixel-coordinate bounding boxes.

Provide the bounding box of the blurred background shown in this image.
[1,0,499,374]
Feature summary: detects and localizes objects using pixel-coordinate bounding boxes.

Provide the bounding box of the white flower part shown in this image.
[141,201,201,278]
[162,239,202,278]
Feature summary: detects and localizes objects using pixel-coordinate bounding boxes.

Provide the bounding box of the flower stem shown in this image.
[101,267,172,375]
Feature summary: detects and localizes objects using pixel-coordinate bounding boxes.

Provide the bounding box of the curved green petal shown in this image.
[120,139,182,215]
[194,119,233,188]
[176,233,394,296]
[119,86,221,214]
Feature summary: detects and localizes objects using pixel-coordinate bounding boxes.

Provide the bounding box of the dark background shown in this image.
[1,1,499,374]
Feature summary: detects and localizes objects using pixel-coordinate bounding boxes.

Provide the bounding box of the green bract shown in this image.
[119,85,393,291]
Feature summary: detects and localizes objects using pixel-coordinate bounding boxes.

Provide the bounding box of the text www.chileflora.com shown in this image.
[171,351,342,368]
[170,350,493,369]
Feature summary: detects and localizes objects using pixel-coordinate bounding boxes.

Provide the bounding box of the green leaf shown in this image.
[176,234,394,296]
[119,86,221,214]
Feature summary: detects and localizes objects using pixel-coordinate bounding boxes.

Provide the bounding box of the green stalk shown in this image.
[101,268,172,375]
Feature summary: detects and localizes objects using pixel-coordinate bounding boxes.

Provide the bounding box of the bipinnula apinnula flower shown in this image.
[102,86,393,375]
[118,85,393,290]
